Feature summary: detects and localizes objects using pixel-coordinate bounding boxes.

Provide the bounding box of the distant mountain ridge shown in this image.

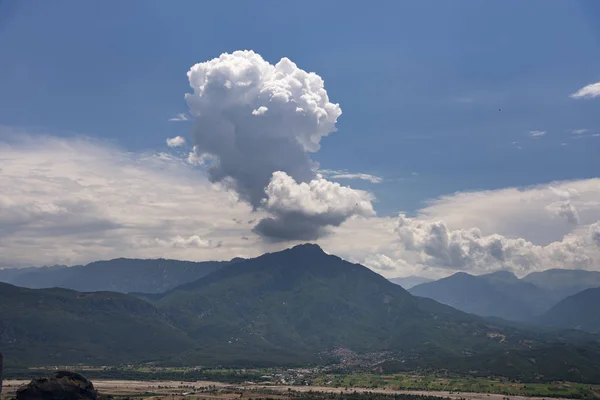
[523,269,600,299]
[0,258,229,294]
[388,275,432,289]
[409,269,600,322]
[540,287,600,332]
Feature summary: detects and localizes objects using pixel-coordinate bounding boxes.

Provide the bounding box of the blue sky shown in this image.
[1,0,599,216]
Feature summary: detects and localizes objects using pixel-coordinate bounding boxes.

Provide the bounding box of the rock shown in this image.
[0,352,3,395]
[16,371,98,400]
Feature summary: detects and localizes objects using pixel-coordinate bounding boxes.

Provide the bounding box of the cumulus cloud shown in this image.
[183,50,371,240]
[166,136,186,147]
[362,253,410,272]
[394,214,600,275]
[254,171,374,240]
[571,82,600,99]
[530,130,546,138]
[324,179,600,278]
[153,235,221,249]
[252,106,268,116]
[168,113,189,122]
[416,179,600,245]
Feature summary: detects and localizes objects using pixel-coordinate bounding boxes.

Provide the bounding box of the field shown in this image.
[310,374,600,398]
[2,367,600,400]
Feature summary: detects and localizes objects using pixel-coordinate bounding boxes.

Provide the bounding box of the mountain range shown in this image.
[0,258,228,293]
[408,269,600,324]
[540,287,600,333]
[1,244,599,383]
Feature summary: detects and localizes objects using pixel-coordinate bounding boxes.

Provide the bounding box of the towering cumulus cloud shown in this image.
[184,50,371,240]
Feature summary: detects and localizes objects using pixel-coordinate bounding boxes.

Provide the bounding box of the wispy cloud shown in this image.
[530,130,547,138]
[572,129,589,135]
[168,113,189,122]
[319,169,383,184]
[570,82,600,99]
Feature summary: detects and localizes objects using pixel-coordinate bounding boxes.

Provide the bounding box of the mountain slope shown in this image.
[0,283,195,366]
[523,269,600,300]
[540,287,600,332]
[388,275,432,289]
[0,258,227,294]
[151,244,549,367]
[409,271,554,321]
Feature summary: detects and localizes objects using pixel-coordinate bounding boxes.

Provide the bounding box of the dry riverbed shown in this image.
[1,380,580,400]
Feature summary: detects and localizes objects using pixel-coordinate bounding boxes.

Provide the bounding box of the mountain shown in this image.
[388,275,433,289]
[0,258,227,294]
[409,271,555,321]
[0,283,195,366]
[0,265,67,283]
[540,287,600,332]
[523,269,600,299]
[149,244,575,368]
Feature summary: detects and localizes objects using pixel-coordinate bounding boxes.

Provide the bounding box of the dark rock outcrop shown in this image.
[16,371,98,400]
[0,352,3,394]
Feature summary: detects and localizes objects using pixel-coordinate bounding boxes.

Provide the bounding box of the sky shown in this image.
[1,0,599,278]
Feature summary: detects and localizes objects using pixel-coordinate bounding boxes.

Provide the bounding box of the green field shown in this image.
[312,373,600,399]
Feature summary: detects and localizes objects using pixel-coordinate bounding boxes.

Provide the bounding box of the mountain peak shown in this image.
[483,270,518,281]
[287,243,325,254]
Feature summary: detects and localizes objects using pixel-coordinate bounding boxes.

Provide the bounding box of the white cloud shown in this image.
[184,50,358,240]
[153,235,220,249]
[571,82,600,99]
[1,132,599,281]
[319,169,383,184]
[262,172,374,218]
[572,129,589,135]
[166,136,186,147]
[415,180,600,245]
[0,133,267,267]
[393,214,600,276]
[254,171,375,240]
[168,113,189,122]
[530,130,546,138]
[331,173,382,183]
[252,106,268,116]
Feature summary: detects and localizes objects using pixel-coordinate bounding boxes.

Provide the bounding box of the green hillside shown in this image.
[0,283,195,366]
